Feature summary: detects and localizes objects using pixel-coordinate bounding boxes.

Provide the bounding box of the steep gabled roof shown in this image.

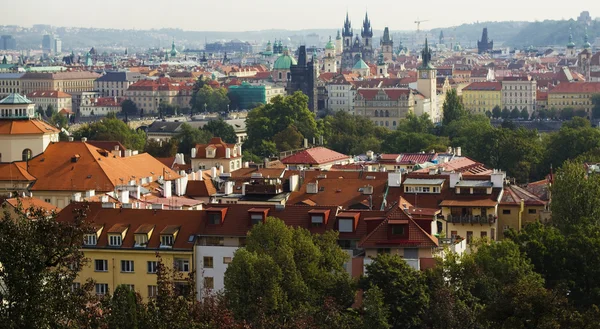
[281,147,350,165]
[0,119,60,135]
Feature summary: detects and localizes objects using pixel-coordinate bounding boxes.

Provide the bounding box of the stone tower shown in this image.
[417,39,437,111]
[342,12,353,51]
[361,12,374,61]
[324,36,337,73]
[477,28,493,54]
[381,27,394,61]
[377,53,388,77]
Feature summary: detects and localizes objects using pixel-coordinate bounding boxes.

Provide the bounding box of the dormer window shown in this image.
[160,235,174,248]
[337,212,360,233]
[206,208,227,225]
[311,215,324,225]
[84,234,97,246]
[134,223,154,248]
[209,213,221,225]
[135,234,148,247]
[248,208,269,226]
[392,225,405,236]
[109,234,122,246]
[309,209,330,227]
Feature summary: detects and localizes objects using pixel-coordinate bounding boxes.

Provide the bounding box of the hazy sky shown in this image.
[4,1,597,31]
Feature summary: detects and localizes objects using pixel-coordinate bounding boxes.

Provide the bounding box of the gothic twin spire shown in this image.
[343,11,372,38]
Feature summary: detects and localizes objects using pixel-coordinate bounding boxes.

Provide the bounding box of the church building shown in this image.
[341,12,374,70]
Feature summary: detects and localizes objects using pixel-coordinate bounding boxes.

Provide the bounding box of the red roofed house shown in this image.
[548,82,600,118]
[0,93,60,163]
[378,153,439,172]
[497,185,550,239]
[26,90,72,113]
[281,147,353,170]
[190,137,242,173]
[125,78,194,114]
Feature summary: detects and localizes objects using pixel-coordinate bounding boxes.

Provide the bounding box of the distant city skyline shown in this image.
[3,1,597,32]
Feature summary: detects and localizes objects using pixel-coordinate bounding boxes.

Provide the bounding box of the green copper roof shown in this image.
[583,30,591,49]
[0,93,32,105]
[273,52,297,70]
[326,36,334,50]
[170,40,178,56]
[353,58,369,70]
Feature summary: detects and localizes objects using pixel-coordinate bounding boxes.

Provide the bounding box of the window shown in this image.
[208,213,221,225]
[71,282,81,292]
[467,231,473,244]
[377,248,391,254]
[22,149,32,161]
[84,234,97,246]
[147,261,157,274]
[311,215,324,225]
[481,231,488,239]
[175,258,190,272]
[528,209,537,214]
[95,259,108,272]
[250,213,263,225]
[95,283,109,295]
[204,277,214,290]
[160,235,174,247]
[135,234,148,247]
[147,285,158,298]
[109,235,122,246]
[203,257,213,269]
[338,219,353,233]
[205,237,224,246]
[223,257,232,264]
[391,225,405,236]
[121,260,134,273]
[502,209,511,215]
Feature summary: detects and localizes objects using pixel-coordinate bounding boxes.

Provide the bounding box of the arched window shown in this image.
[374,110,379,117]
[22,149,32,161]
[393,121,397,126]
[278,72,282,80]
[385,110,390,117]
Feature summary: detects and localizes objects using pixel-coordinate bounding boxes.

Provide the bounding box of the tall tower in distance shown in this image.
[361,12,373,59]
[324,36,337,73]
[381,27,394,61]
[342,12,353,50]
[477,28,493,54]
[417,39,437,110]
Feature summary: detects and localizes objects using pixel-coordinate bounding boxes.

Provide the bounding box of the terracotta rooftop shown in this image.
[26,141,180,192]
[26,90,72,98]
[0,119,60,135]
[3,197,60,213]
[549,82,600,94]
[0,162,36,181]
[193,137,239,160]
[281,147,350,165]
[500,185,546,206]
[463,82,502,91]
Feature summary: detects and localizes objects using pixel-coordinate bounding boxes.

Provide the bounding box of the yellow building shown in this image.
[57,202,200,300]
[462,81,502,115]
[548,82,600,118]
[497,185,549,239]
[20,71,100,95]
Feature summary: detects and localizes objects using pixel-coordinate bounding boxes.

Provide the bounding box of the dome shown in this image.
[273,51,297,70]
[325,37,335,50]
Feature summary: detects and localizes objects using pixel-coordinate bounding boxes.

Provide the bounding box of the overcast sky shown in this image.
[4,1,596,31]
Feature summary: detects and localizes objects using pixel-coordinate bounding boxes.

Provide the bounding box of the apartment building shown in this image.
[125,78,194,114]
[501,76,537,116]
[548,82,600,118]
[354,88,416,129]
[0,73,23,98]
[94,71,144,98]
[462,82,502,114]
[26,90,72,113]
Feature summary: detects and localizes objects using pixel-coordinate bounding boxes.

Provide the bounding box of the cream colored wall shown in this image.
[0,133,58,163]
[442,206,498,241]
[190,158,242,173]
[463,90,502,114]
[77,249,193,301]
[31,190,78,208]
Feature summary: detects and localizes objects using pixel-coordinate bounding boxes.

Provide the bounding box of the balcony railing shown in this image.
[446,214,496,225]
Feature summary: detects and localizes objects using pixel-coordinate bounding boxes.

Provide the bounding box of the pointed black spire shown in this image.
[343,12,353,37]
[361,11,373,38]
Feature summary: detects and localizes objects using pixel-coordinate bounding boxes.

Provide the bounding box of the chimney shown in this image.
[307,181,319,194]
[224,181,234,195]
[119,189,129,203]
[100,195,109,203]
[226,148,231,159]
[449,172,461,188]
[129,185,141,200]
[304,138,308,149]
[198,170,203,181]
[211,167,217,178]
[429,168,436,175]
[163,180,172,198]
[72,192,82,202]
[81,137,87,143]
[490,170,506,187]
[124,150,132,157]
[388,172,401,187]
[191,147,197,159]
[456,147,462,157]
[219,165,224,174]
[85,190,95,198]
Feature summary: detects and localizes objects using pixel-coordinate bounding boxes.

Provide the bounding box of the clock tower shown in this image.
[417,38,436,100]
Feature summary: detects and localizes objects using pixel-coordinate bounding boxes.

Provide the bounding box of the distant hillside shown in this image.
[506,19,599,48]
[429,21,529,46]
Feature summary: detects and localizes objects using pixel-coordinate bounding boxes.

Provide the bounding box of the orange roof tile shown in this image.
[0,119,60,135]
[0,162,36,181]
[281,147,350,165]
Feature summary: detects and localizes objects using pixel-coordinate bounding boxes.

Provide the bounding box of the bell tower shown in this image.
[417,39,437,120]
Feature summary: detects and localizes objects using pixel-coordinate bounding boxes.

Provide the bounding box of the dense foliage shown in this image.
[72,113,146,151]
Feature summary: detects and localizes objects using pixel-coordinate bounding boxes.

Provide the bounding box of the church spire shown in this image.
[420,38,434,69]
[1,55,6,65]
[361,11,373,38]
[343,12,352,37]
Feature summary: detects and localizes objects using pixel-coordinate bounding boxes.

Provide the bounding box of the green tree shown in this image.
[203,118,237,144]
[361,285,390,329]
[592,94,600,120]
[520,108,529,120]
[121,99,138,116]
[360,254,428,329]
[0,200,91,328]
[398,113,434,134]
[442,88,466,126]
[50,111,68,129]
[189,76,206,110]
[36,105,44,117]
[319,110,387,155]
[501,107,511,119]
[538,108,548,119]
[541,118,600,174]
[158,101,179,117]
[191,85,230,113]
[45,104,55,118]
[72,116,146,151]
[510,108,521,119]
[107,285,140,329]
[485,110,492,118]
[273,124,304,152]
[575,108,588,118]
[492,105,502,119]
[246,92,318,154]
[560,107,575,120]
[548,107,558,120]
[224,217,355,327]
[144,138,178,158]
[383,131,448,154]
[174,123,213,154]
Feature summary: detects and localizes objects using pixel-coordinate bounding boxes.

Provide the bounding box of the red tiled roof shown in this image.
[0,119,60,135]
[501,185,546,206]
[281,147,350,165]
[27,90,71,98]
[185,180,217,197]
[194,137,240,160]
[397,153,438,165]
[463,82,502,91]
[0,162,36,181]
[4,197,61,213]
[549,82,600,94]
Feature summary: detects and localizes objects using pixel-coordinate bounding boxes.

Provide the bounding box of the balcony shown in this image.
[446,214,496,225]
